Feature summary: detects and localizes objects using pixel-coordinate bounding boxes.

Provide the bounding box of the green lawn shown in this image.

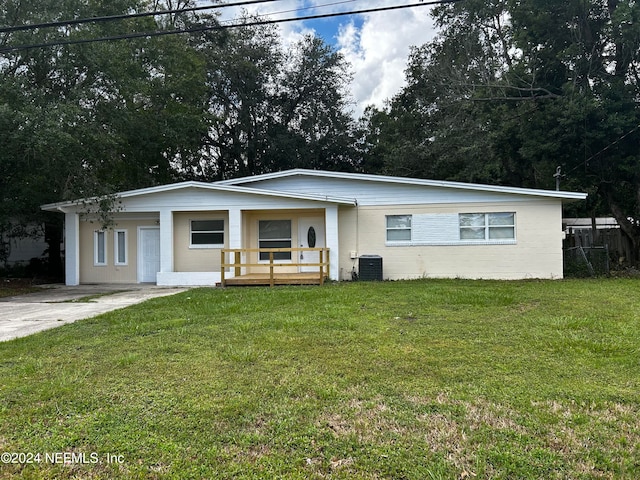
[0,279,638,479]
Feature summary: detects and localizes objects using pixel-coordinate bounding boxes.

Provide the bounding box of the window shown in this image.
[94,230,107,266]
[114,230,127,265]
[386,215,412,242]
[190,220,224,247]
[259,220,292,261]
[459,213,515,241]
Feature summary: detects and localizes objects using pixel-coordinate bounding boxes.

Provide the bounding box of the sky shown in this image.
[215,0,440,118]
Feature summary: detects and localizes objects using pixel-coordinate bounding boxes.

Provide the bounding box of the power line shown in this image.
[564,123,640,176]
[0,0,463,53]
[0,0,281,34]
[221,0,358,25]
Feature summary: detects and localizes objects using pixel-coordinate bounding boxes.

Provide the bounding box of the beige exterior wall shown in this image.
[78,217,157,284]
[173,211,228,272]
[243,209,325,274]
[337,206,359,280]
[76,201,565,283]
[337,201,565,280]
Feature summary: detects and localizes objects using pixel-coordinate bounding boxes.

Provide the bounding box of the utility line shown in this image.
[564,123,640,176]
[219,0,358,25]
[0,0,463,53]
[0,0,281,34]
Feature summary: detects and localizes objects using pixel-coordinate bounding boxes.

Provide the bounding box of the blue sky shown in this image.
[217,1,439,117]
[300,15,365,46]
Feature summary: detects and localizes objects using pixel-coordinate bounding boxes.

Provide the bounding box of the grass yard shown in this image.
[0,279,639,479]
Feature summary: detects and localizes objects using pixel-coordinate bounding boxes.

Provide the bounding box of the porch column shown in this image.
[228,208,242,278]
[64,211,80,286]
[159,208,174,273]
[325,205,339,281]
[228,208,242,249]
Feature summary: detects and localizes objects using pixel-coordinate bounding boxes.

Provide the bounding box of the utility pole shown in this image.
[553,166,562,191]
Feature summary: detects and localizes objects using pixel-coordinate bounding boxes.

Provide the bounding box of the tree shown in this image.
[195,22,357,181]
[1,2,359,274]
[0,0,212,275]
[197,21,283,180]
[361,0,640,263]
[275,35,357,172]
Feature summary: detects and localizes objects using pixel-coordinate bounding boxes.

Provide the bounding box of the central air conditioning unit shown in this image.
[358,255,383,281]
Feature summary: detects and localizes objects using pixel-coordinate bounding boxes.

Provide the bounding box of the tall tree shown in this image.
[199,21,283,180]
[1,2,358,272]
[275,35,357,172]
[0,0,211,273]
[361,0,640,263]
[195,23,357,181]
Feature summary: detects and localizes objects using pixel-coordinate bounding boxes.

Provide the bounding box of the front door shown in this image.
[138,227,160,283]
[298,217,325,273]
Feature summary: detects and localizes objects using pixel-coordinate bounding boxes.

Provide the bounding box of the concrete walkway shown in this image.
[0,284,188,342]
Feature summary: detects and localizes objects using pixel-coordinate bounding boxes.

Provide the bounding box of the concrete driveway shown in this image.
[0,284,188,342]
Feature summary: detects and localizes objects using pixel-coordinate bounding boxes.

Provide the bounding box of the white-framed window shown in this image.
[258,220,292,261]
[386,215,412,242]
[114,229,127,265]
[190,220,224,248]
[94,230,107,266]
[459,212,515,241]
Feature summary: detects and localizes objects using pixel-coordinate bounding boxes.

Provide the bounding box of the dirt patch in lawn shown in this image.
[0,278,45,298]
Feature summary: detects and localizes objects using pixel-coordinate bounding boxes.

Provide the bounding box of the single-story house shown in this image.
[41,169,587,286]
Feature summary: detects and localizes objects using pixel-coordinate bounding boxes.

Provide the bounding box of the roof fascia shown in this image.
[40,181,356,212]
[217,169,588,201]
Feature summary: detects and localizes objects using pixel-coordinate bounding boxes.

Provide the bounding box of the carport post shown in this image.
[64,212,80,286]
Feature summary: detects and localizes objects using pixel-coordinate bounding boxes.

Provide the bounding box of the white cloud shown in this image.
[208,1,440,118]
[215,0,301,24]
[336,4,438,117]
[213,1,310,47]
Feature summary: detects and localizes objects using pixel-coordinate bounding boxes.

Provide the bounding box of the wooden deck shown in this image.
[221,272,325,287]
[220,247,330,287]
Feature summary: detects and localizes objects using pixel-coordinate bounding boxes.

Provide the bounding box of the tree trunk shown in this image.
[606,194,640,266]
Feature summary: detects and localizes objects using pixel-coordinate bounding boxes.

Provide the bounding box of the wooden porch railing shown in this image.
[220,247,330,287]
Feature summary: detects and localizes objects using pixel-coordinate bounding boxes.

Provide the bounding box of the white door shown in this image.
[298,217,325,273]
[138,228,160,283]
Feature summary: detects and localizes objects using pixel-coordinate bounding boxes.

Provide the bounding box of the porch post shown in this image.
[228,208,242,277]
[325,205,339,281]
[228,208,242,249]
[159,208,174,273]
[64,211,80,286]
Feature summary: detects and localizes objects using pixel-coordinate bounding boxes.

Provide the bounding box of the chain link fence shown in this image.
[564,246,610,277]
